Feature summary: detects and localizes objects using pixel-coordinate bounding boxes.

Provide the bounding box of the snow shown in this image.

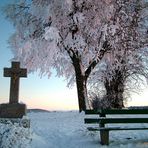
[0,121,30,148]
[1,111,148,148]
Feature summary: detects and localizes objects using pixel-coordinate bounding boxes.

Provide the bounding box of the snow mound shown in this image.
[0,121,31,148]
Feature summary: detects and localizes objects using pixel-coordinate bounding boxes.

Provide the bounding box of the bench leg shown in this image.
[100,130,109,145]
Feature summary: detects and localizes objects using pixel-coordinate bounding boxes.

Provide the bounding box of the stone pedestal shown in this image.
[0,103,26,118]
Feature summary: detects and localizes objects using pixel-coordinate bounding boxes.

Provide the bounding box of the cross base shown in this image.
[0,103,26,118]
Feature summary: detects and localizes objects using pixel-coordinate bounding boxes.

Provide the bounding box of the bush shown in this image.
[91,95,113,110]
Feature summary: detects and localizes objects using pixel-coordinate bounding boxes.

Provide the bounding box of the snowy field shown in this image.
[1,111,148,148]
[29,111,148,148]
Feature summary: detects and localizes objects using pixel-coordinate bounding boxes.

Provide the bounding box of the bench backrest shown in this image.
[85,118,148,124]
[85,109,148,115]
[85,109,148,125]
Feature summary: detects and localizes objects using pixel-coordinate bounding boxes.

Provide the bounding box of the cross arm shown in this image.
[3,68,11,77]
[3,68,27,77]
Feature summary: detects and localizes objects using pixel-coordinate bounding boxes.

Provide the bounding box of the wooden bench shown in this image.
[84,109,148,145]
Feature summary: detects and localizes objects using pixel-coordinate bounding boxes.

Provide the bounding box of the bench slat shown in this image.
[85,109,148,115]
[87,127,148,131]
[85,118,148,124]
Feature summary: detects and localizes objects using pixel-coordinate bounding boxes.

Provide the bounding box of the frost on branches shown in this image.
[4,0,116,111]
[88,0,148,109]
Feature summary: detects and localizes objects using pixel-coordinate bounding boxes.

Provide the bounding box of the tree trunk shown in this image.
[104,70,124,108]
[67,41,110,112]
[70,53,87,112]
[75,72,87,112]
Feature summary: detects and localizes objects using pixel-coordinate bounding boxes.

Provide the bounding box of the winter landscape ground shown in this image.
[1,110,148,148]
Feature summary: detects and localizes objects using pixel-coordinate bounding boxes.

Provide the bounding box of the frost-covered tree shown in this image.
[89,0,148,109]
[4,0,116,112]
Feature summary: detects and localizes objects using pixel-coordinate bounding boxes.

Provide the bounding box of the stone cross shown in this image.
[4,62,27,104]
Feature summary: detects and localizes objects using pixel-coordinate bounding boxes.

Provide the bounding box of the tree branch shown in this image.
[85,41,110,79]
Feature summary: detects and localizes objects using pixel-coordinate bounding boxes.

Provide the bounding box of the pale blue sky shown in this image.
[0,1,78,110]
[0,1,148,110]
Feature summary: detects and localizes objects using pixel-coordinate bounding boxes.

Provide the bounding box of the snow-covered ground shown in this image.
[29,111,148,148]
[1,111,148,148]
